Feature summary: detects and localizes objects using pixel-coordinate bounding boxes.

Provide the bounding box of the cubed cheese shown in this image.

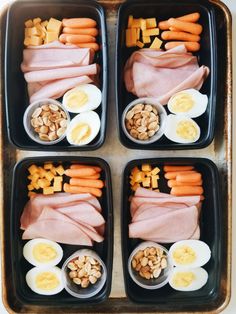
[28,164,38,175]
[31,173,40,182]
[29,36,43,46]
[151,175,159,188]
[140,19,146,31]
[142,177,151,187]
[146,18,157,28]
[132,183,140,191]
[45,31,58,43]
[141,164,152,172]
[38,178,50,189]
[44,163,53,170]
[127,15,133,28]
[32,181,40,190]
[41,20,49,28]
[136,28,140,40]
[126,28,136,47]
[27,184,34,191]
[136,40,144,48]
[143,36,151,44]
[46,17,62,35]
[33,17,42,25]
[142,28,159,37]
[131,18,141,28]
[45,171,54,182]
[131,166,140,175]
[38,167,47,178]
[150,37,162,49]
[43,187,54,195]
[25,19,33,28]
[151,167,160,175]
[133,171,145,183]
[53,177,63,192]
[55,165,65,176]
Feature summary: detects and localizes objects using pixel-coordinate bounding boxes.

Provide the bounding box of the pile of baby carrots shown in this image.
[59,18,99,51]
[164,165,204,198]
[158,12,202,52]
[64,164,104,197]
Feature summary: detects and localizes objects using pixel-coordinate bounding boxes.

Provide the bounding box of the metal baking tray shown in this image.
[0,0,232,313]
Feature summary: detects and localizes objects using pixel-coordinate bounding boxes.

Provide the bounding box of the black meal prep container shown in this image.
[4,0,108,151]
[121,158,222,311]
[10,156,113,307]
[116,0,217,150]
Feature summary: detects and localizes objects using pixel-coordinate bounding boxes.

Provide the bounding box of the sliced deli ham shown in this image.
[124,45,209,105]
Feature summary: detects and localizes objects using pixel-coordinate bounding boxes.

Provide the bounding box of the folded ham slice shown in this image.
[124,45,209,105]
[129,206,199,242]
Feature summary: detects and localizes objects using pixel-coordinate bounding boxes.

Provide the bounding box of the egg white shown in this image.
[23,238,63,267]
[26,266,64,295]
[164,114,200,143]
[169,267,208,291]
[169,240,211,268]
[63,84,102,113]
[66,111,101,145]
[167,89,208,118]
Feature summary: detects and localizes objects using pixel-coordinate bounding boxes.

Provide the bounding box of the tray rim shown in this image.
[0,0,232,313]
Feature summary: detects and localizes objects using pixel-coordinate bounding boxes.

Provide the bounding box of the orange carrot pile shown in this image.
[64,164,104,197]
[158,12,202,52]
[163,165,204,198]
[59,18,99,51]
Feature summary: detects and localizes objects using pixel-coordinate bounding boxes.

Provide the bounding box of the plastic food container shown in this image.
[10,156,113,306]
[121,157,222,308]
[116,0,217,150]
[121,98,167,145]
[4,0,108,151]
[23,99,70,145]
[62,249,107,299]
[128,241,173,289]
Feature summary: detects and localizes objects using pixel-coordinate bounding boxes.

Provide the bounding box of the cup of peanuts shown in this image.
[62,249,107,298]
[23,98,70,145]
[128,241,173,289]
[122,98,167,145]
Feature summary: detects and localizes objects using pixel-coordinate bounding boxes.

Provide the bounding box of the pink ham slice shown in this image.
[124,45,209,105]
[30,75,92,103]
[129,206,199,242]
[134,187,172,198]
[132,204,178,222]
[22,207,93,246]
[21,46,93,72]
[24,64,98,83]
[57,203,105,227]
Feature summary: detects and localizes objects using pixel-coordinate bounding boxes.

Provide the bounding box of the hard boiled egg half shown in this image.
[164,114,200,143]
[26,266,64,295]
[169,267,208,291]
[167,89,208,118]
[23,238,63,267]
[169,240,211,268]
[63,84,102,113]
[66,111,100,145]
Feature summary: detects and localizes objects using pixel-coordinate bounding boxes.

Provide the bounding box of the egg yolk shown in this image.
[35,272,60,290]
[71,123,91,144]
[171,93,194,113]
[172,271,196,287]
[33,243,57,263]
[66,91,88,109]
[176,120,198,140]
[173,245,196,265]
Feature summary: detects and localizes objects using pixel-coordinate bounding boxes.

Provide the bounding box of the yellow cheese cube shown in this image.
[127,15,133,28]
[133,171,145,183]
[45,171,54,182]
[47,17,62,35]
[141,164,152,172]
[25,28,32,37]
[132,183,141,191]
[25,19,34,28]
[142,177,151,187]
[53,177,63,192]
[43,187,54,195]
[146,18,157,29]
[143,28,159,37]
[31,173,40,182]
[27,184,34,191]
[131,166,140,175]
[29,36,43,46]
[38,178,50,189]
[55,165,65,176]
[45,31,58,43]
[32,181,40,190]
[151,175,159,188]
[41,20,49,28]
[130,179,135,186]
[28,164,39,175]
[44,163,53,170]
[143,36,151,44]
[33,17,42,25]
[140,19,146,31]
[54,176,63,182]
[31,26,41,36]
[131,18,141,28]
[136,28,140,40]
[38,167,47,178]
[150,37,162,49]
[24,37,31,46]
[151,167,160,175]
[50,167,57,175]
[136,40,144,48]
[126,28,137,47]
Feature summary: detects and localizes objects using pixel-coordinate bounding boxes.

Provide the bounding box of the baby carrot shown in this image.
[70,178,104,189]
[65,168,97,178]
[63,27,98,36]
[161,31,200,42]
[163,165,194,172]
[63,183,102,197]
[70,164,102,172]
[82,174,101,180]
[158,12,200,30]
[164,171,197,180]
[170,186,204,196]
[176,172,202,183]
[165,41,200,52]
[75,42,99,51]
[167,179,203,188]
[66,34,96,44]
[168,18,203,35]
[62,18,97,28]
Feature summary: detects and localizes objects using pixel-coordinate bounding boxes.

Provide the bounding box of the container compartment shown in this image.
[5,0,108,151]
[10,156,113,306]
[121,158,222,310]
[116,0,217,150]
